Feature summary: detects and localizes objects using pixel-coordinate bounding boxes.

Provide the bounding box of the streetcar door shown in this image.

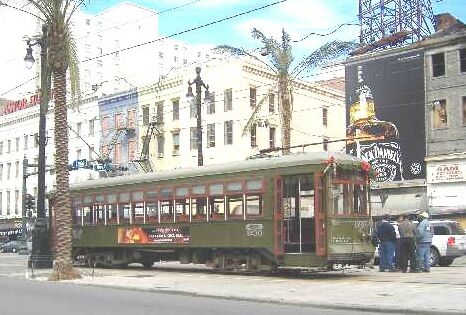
[282,175,315,253]
[314,173,326,256]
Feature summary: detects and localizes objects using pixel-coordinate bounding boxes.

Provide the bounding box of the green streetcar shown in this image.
[65,152,374,272]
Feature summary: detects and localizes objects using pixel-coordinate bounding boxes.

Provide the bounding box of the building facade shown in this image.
[137,58,346,171]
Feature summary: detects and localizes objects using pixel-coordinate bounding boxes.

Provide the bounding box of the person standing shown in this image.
[397,214,416,272]
[376,214,397,272]
[415,212,434,272]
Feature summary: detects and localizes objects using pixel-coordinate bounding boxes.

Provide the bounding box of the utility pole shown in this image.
[24,25,53,268]
[186,67,209,166]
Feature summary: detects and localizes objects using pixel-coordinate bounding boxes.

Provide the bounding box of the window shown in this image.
[246,195,262,216]
[224,120,233,145]
[89,147,94,161]
[15,137,20,152]
[7,139,11,153]
[76,149,82,160]
[101,145,109,159]
[433,99,447,129]
[463,97,466,125]
[190,98,197,118]
[114,113,124,129]
[127,110,137,128]
[250,123,257,148]
[269,127,276,148]
[209,183,225,220]
[128,140,137,161]
[323,138,329,151]
[114,143,122,164]
[191,185,207,221]
[207,124,215,148]
[88,119,95,136]
[159,52,164,59]
[0,142,3,155]
[250,87,256,107]
[76,122,82,136]
[432,52,445,77]
[323,107,328,127]
[224,88,232,111]
[157,136,165,157]
[0,192,2,213]
[460,49,466,73]
[14,190,19,214]
[7,163,11,180]
[332,183,367,215]
[207,92,215,114]
[190,127,198,150]
[172,132,180,155]
[269,93,275,113]
[15,161,19,178]
[142,107,150,125]
[0,164,3,180]
[156,102,164,124]
[172,99,180,121]
[6,191,10,215]
[34,134,38,148]
[101,116,110,136]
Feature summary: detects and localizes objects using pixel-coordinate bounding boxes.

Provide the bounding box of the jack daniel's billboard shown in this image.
[345,51,426,182]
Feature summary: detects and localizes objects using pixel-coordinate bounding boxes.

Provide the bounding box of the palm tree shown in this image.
[26,0,81,280]
[215,28,358,154]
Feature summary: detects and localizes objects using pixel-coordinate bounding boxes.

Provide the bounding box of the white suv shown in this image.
[374,219,466,267]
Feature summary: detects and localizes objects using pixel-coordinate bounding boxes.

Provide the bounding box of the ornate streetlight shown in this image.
[24,25,53,268]
[186,67,209,166]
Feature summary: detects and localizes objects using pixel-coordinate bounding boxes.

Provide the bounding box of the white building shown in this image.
[137,58,346,171]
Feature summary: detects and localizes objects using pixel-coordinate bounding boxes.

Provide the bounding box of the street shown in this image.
[0,254,466,314]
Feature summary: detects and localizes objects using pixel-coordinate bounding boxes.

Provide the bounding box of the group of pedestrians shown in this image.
[375,212,434,273]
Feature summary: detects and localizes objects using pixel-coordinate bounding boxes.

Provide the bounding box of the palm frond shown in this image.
[241,89,274,136]
[212,45,246,57]
[67,28,81,106]
[292,40,359,76]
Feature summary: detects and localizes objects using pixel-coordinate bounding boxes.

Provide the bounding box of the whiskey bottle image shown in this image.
[346,66,403,182]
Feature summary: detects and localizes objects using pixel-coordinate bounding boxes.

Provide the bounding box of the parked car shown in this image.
[374,219,466,267]
[0,240,27,253]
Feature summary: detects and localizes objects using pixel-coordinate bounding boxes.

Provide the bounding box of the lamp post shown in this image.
[24,25,53,268]
[186,67,209,166]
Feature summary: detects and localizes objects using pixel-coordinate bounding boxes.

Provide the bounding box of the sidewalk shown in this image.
[25,258,466,314]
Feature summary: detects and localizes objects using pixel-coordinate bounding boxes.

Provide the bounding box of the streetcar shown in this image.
[66,152,374,272]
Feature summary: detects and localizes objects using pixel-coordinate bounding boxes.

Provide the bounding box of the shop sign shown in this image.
[428,162,466,183]
[2,90,54,115]
[117,226,190,244]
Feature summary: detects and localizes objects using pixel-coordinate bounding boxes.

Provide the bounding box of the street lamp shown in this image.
[24,24,53,268]
[186,67,209,166]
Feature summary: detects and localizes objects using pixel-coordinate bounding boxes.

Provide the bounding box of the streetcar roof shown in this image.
[70,151,362,191]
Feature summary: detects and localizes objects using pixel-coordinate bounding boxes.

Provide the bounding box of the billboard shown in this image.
[345,50,426,182]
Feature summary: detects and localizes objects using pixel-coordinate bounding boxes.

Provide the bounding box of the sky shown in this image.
[81,0,466,59]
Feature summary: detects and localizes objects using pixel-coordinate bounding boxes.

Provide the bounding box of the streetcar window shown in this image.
[83,195,94,204]
[227,195,243,218]
[175,198,190,222]
[160,199,174,222]
[72,203,82,225]
[209,196,225,220]
[191,197,207,221]
[246,179,262,191]
[161,188,173,198]
[353,184,367,214]
[146,202,159,223]
[246,195,263,216]
[132,202,145,223]
[107,194,117,204]
[227,182,242,192]
[83,206,93,225]
[107,204,118,224]
[95,195,105,203]
[118,203,131,224]
[176,187,189,197]
[192,185,206,195]
[145,190,158,200]
[132,191,144,201]
[95,204,105,224]
[119,192,130,203]
[209,183,224,195]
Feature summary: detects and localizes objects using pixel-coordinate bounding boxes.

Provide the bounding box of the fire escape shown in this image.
[132,119,162,173]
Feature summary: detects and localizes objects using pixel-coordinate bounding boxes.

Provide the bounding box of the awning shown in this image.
[371,193,427,216]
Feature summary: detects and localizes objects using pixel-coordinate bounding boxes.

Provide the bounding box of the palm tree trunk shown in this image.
[279,75,291,154]
[49,70,80,280]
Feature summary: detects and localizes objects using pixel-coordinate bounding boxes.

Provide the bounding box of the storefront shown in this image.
[427,154,466,229]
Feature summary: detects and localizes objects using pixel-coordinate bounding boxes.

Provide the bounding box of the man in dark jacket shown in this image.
[398,214,416,272]
[377,214,397,272]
